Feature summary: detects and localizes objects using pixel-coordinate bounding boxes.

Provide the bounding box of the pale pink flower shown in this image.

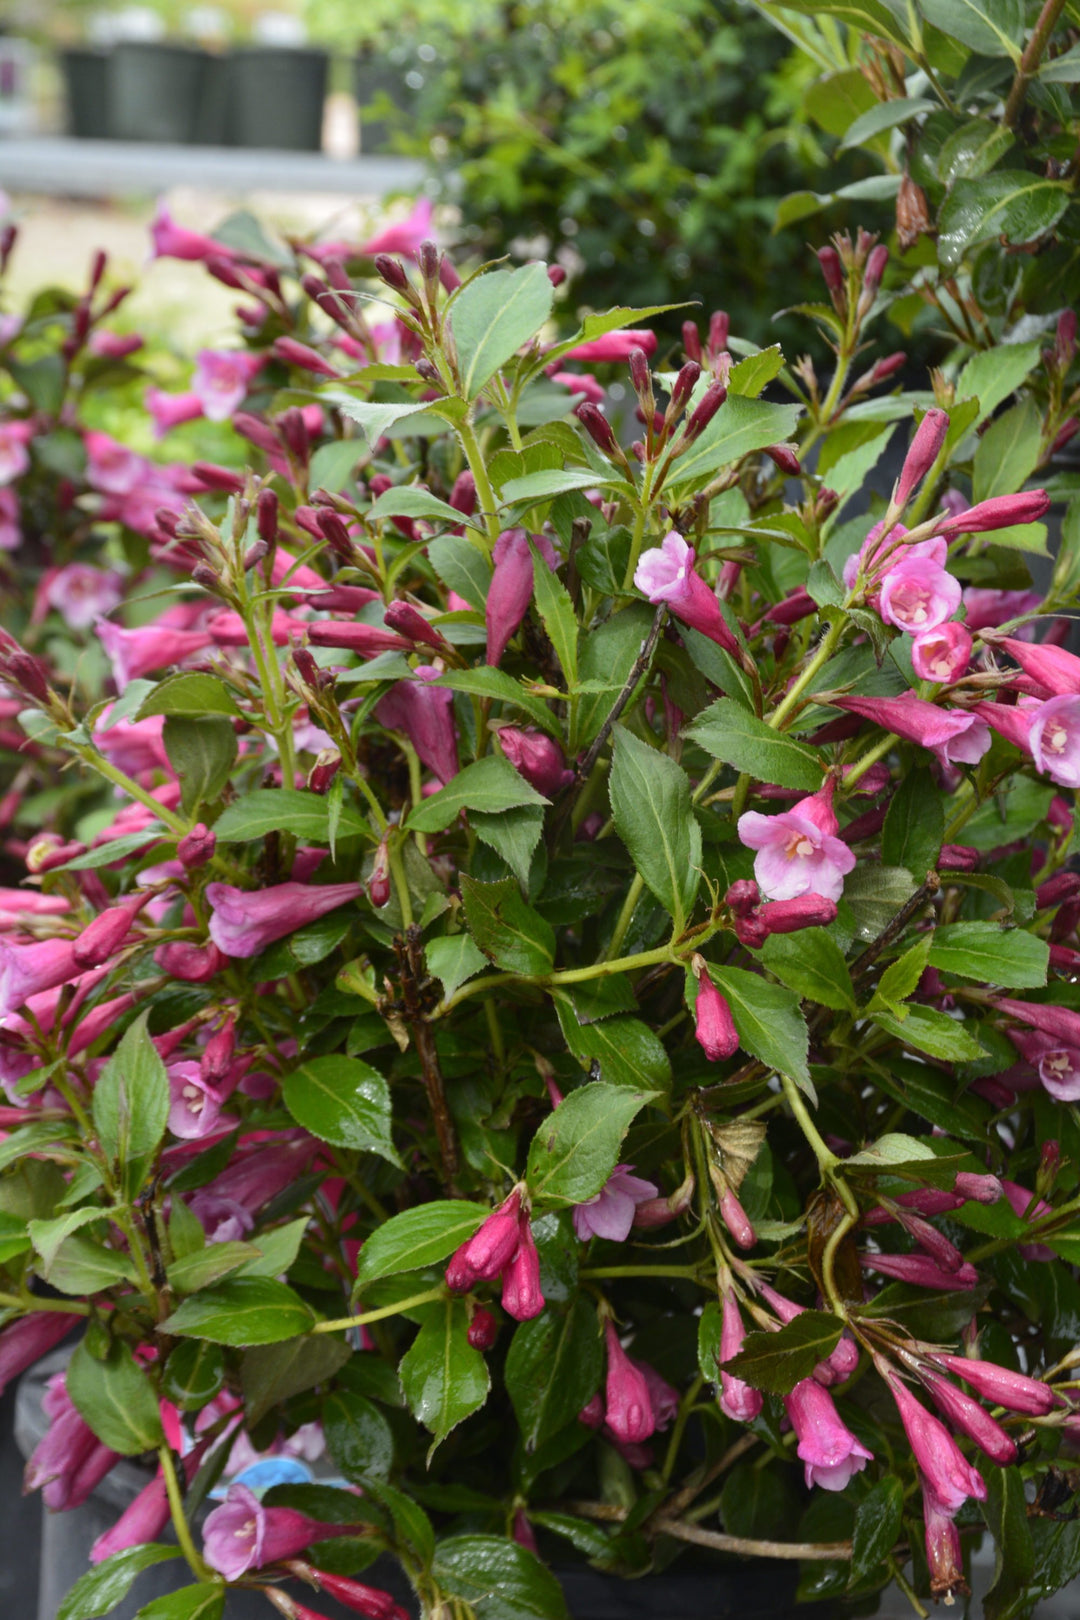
[41,565,124,630]
[84,430,147,496]
[911,622,972,683]
[879,554,961,634]
[202,1482,350,1580]
[834,692,990,768]
[192,349,264,421]
[634,531,738,653]
[167,1061,236,1140]
[573,1165,659,1242]
[737,783,855,903]
[1029,695,1080,787]
[0,420,32,485]
[784,1377,872,1491]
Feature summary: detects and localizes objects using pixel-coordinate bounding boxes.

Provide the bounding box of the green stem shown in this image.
[312,1284,446,1334]
[780,1074,839,1177]
[622,466,656,592]
[661,1373,705,1484]
[0,1293,90,1315]
[580,1265,705,1281]
[605,872,645,961]
[159,1445,211,1580]
[388,835,414,929]
[844,732,897,789]
[767,618,844,731]
[458,416,501,552]
[68,745,188,836]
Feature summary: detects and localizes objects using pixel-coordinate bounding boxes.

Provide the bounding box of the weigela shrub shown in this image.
[0,201,1079,1620]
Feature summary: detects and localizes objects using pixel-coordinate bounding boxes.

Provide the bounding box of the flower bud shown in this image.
[501,1223,544,1321]
[374,255,409,292]
[448,470,476,518]
[631,1171,695,1229]
[446,1191,523,1289]
[817,246,844,307]
[683,382,727,440]
[201,1015,236,1084]
[272,337,338,378]
[383,600,450,655]
[308,749,341,796]
[765,444,801,476]
[178,823,216,871]
[603,1320,655,1443]
[418,239,440,282]
[191,461,245,494]
[718,1289,762,1422]
[733,912,769,950]
[953,1172,1002,1204]
[708,311,729,354]
[628,346,652,400]
[872,351,907,384]
[931,1353,1057,1416]
[863,243,888,297]
[691,957,739,1061]
[575,402,620,458]
[415,359,442,386]
[724,879,761,917]
[893,408,950,511]
[278,407,310,464]
[1037,870,1080,910]
[367,840,391,910]
[920,1369,1017,1465]
[497,727,573,797]
[937,844,979,872]
[939,490,1050,537]
[755,894,838,936]
[717,1185,756,1250]
[73,905,136,970]
[546,265,566,287]
[467,1307,498,1350]
[682,320,703,363]
[153,941,227,983]
[26,837,87,873]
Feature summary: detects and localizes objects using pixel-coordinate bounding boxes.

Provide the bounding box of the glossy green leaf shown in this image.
[159,1277,315,1345]
[530,542,579,687]
[505,1297,604,1451]
[161,1341,227,1411]
[92,1013,169,1202]
[461,874,556,974]
[213,786,371,844]
[367,484,482,530]
[608,725,701,929]
[928,923,1048,988]
[135,1587,225,1620]
[433,1535,570,1620]
[919,0,1022,59]
[451,263,555,398]
[687,697,824,790]
[324,1389,396,1481]
[431,668,560,735]
[708,964,812,1089]
[849,1476,904,1586]
[721,1311,843,1394]
[399,1296,490,1451]
[354,1202,490,1288]
[939,172,1070,270]
[162,716,236,816]
[136,673,242,721]
[761,929,857,1013]
[241,1334,352,1425]
[67,1339,165,1455]
[56,1546,182,1620]
[839,96,935,149]
[870,1004,985,1061]
[406,755,548,833]
[526,1083,653,1206]
[881,768,944,881]
[426,932,489,1000]
[282,1055,401,1165]
[665,395,802,493]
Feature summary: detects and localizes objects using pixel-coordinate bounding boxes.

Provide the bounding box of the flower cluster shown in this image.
[0,202,1077,1620]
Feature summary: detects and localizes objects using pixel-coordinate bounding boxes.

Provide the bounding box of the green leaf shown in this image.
[708,964,812,1089]
[1040,41,1080,82]
[212,786,371,844]
[526,1083,653,1206]
[939,172,1070,270]
[471,805,545,889]
[870,1004,985,1061]
[159,1277,315,1345]
[461,875,555,975]
[135,1587,225,1620]
[48,1235,137,1295]
[433,1535,569,1620]
[67,1339,165,1455]
[505,1296,603,1451]
[727,345,785,398]
[919,0,1022,59]
[92,1012,169,1202]
[867,935,933,1016]
[530,543,579,687]
[881,768,944,881]
[238,1216,311,1278]
[761,929,857,1013]
[162,716,236,817]
[0,1118,77,1172]
[501,467,612,505]
[843,864,918,943]
[973,398,1043,504]
[338,397,457,443]
[849,1476,904,1587]
[432,668,560,736]
[451,263,555,398]
[981,1460,1035,1620]
[553,1002,672,1096]
[161,1342,226,1412]
[869,1055,991,1141]
[928,922,1048,988]
[542,302,683,368]
[839,96,936,149]
[426,933,489,1000]
[324,1389,395,1481]
[57,831,166,870]
[399,1296,490,1453]
[781,0,911,48]
[722,1310,844,1395]
[282,1055,401,1166]
[665,396,802,494]
[608,725,701,929]
[57,1546,183,1620]
[687,698,823,790]
[241,1334,351,1425]
[367,484,482,530]
[406,755,548,833]
[355,1202,490,1288]
[165,1242,254,1295]
[698,1302,723,1384]
[571,602,655,749]
[427,534,492,610]
[28,1207,108,1275]
[307,438,362,494]
[957,340,1041,424]
[136,674,242,721]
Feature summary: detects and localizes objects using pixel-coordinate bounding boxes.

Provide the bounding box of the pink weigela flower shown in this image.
[737,783,855,903]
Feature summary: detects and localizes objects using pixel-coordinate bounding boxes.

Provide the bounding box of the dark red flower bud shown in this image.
[817,246,844,298]
[937,844,979,872]
[367,839,391,909]
[277,407,310,464]
[756,894,838,936]
[418,239,439,281]
[765,444,801,476]
[724,879,761,917]
[272,337,339,378]
[1037,870,1080,909]
[692,956,739,1060]
[682,320,703,362]
[669,361,701,415]
[308,749,341,796]
[242,539,268,571]
[178,823,216,870]
[439,255,462,292]
[192,462,245,494]
[546,265,567,287]
[628,347,652,396]
[200,1016,236,1084]
[448,469,476,517]
[684,381,726,439]
[374,255,409,292]
[575,402,620,458]
[467,1306,498,1350]
[414,358,442,385]
[73,905,136,969]
[708,310,730,353]
[863,243,888,297]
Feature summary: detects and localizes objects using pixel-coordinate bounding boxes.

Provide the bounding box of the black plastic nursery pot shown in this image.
[353,50,418,155]
[59,48,112,140]
[107,42,210,145]
[227,48,328,152]
[13,1352,823,1620]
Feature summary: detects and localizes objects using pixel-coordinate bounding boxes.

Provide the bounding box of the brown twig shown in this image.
[575,602,667,784]
[1003,0,1068,127]
[567,1500,853,1561]
[393,926,460,1191]
[847,873,941,985]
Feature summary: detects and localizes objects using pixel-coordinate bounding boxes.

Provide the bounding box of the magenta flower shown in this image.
[718,1290,763,1423]
[375,665,459,785]
[692,968,739,1060]
[886,1372,986,1514]
[154,940,227,983]
[861,1252,978,1290]
[921,1482,966,1604]
[40,565,124,630]
[893,408,949,510]
[26,1375,120,1511]
[89,330,143,360]
[634,532,738,653]
[573,1165,659,1242]
[0,419,32,485]
[920,1369,1016,1465]
[737,783,855,902]
[1001,1179,1054,1259]
[313,1571,409,1620]
[879,553,961,634]
[90,1471,170,1564]
[192,348,264,421]
[501,1221,544,1321]
[149,201,233,262]
[96,619,215,691]
[717,1184,756,1250]
[560,329,658,363]
[498,727,574,797]
[0,937,79,1022]
[83,430,147,497]
[753,894,838,937]
[931,1354,1057,1417]
[202,1482,351,1579]
[206,880,363,959]
[784,1377,872,1491]
[145,387,203,437]
[0,487,20,550]
[972,699,1036,757]
[964,586,1041,632]
[355,197,434,259]
[996,635,1080,698]
[1029,695,1080,787]
[0,1313,81,1397]
[1036,1046,1080,1102]
[911,621,972,683]
[833,692,990,767]
[73,903,138,970]
[486,529,557,667]
[938,490,1050,537]
[604,1320,655,1444]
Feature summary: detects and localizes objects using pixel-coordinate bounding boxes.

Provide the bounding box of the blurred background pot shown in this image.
[106,41,210,144]
[227,46,328,151]
[58,47,112,139]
